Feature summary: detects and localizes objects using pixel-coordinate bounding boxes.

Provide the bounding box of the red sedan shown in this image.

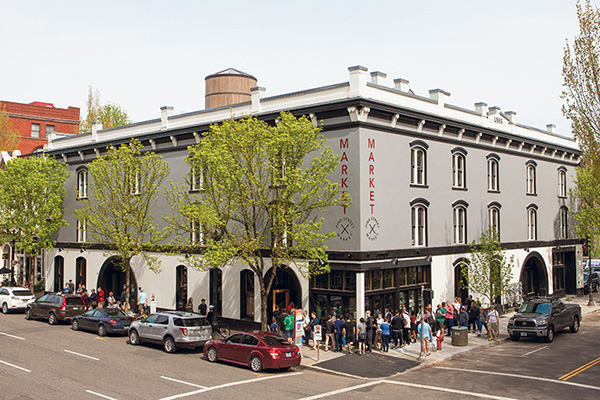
[204,331,301,372]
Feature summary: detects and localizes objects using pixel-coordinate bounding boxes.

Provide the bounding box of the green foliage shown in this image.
[79,86,131,133]
[563,1,600,256]
[33,278,45,293]
[166,112,349,328]
[0,156,68,286]
[463,228,514,306]
[0,102,19,152]
[75,139,169,309]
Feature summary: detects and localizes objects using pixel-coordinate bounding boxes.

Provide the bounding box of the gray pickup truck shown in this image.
[507,297,581,342]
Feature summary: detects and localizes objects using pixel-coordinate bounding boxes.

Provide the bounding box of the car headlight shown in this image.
[508,317,515,325]
[536,319,548,326]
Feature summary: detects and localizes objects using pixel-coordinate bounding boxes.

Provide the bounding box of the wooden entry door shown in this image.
[272,289,290,312]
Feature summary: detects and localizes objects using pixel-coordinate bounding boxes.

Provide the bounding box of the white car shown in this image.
[0,287,36,314]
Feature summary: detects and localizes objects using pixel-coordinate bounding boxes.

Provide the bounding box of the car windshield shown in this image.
[12,290,33,297]
[260,336,289,346]
[518,303,551,314]
[66,297,85,306]
[173,317,209,327]
[105,309,127,317]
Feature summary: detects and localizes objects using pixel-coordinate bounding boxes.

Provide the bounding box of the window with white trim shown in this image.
[411,203,428,246]
[526,163,536,195]
[77,169,88,199]
[410,145,427,186]
[31,123,40,138]
[558,168,567,198]
[452,152,466,189]
[190,159,204,192]
[487,157,499,192]
[453,205,467,244]
[488,205,501,239]
[559,206,568,239]
[527,206,537,240]
[191,220,204,245]
[77,219,87,243]
[129,168,141,195]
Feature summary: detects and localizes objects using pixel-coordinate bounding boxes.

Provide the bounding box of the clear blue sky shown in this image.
[1,1,586,136]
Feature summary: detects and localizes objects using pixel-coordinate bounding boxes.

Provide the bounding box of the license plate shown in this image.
[520,332,527,337]
[285,352,291,357]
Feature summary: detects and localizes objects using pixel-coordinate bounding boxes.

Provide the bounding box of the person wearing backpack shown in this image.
[391,310,404,348]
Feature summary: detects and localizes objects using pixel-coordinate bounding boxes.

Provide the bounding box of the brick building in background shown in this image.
[1,100,79,154]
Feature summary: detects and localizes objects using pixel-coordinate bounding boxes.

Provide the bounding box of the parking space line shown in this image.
[298,381,380,400]
[64,349,100,361]
[521,346,548,357]
[158,371,302,400]
[383,380,518,400]
[85,390,117,400]
[160,376,207,389]
[558,356,600,381]
[0,359,30,373]
[435,366,600,391]
[0,331,25,340]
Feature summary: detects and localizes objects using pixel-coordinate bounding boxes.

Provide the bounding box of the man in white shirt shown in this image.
[487,305,500,341]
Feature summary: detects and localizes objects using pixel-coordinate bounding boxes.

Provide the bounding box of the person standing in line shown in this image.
[357,317,367,355]
[269,317,279,334]
[343,315,356,354]
[445,301,454,336]
[458,306,469,327]
[391,310,404,349]
[375,312,384,350]
[186,297,194,313]
[198,298,208,316]
[89,289,97,309]
[67,279,75,294]
[468,301,479,333]
[97,287,105,309]
[365,311,374,352]
[137,288,148,315]
[417,318,432,357]
[477,303,488,337]
[435,303,446,336]
[334,314,344,352]
[310,312,320,349]
[410,309,418,343]
[324,314,335,351]
[402,307,411,346]
[149,294,157,314]
[487,305,500,341]
[283,309,294,343]
[302,310,310,346]
[380,317,391,352]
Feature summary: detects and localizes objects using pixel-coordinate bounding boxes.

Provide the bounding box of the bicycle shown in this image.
[211,321,230,338]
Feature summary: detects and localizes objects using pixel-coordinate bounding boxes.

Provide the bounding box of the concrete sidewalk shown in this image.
[300,294,600,376]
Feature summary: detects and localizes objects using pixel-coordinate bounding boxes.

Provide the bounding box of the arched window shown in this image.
[453,203,467,244]
[452,148,467,189]
[190,156,203,192]
[488,202,501,239]
[527,205,538,240]
[558,167,567,198]
[487,154,500,192]
[559,206,568,239]
[410,198,429,246]
[77,219,86,243]
[191,220,203,245]
[526,161,537,195]
[176,265,188,310]
[410,141,428,186]
[75,257,86,289]
[53,256,64,292]
[77,169,88,199]
[240,270,254,320]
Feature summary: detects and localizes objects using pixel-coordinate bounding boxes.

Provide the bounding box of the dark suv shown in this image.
[26,293,87,325]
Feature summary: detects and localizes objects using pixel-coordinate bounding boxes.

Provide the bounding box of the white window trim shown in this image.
[191,164,204,191]
[77,170,88,199]
[411,147,427,185]
[452,153,466,189]
[558,170,567,197]
[487,158,499,191]
[191,220,204,245]
[77,220,86,243]
[453,206,467,244]
[527,165,536,195]
[559,207,568,239]
[527,208,537,240]
[411,204,427,247]
[488,206,501,238]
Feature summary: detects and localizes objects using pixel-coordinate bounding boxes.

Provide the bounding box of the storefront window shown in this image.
[383,270,394,288]
[373,295,382,315]
[330,271,343,290]
[365,272,372,291]
[372,270,383,290]
[397,268,407,286]
[314,294,328,319]
[383,293,394,314]
[344,271,356,291]
[330,295,343,316]
[408,267,416,285]
[313,273,329,289]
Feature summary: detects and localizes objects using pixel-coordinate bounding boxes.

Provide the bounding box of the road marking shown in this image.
[94,337,109,341]
[64,349,100,361]
[0,332,25,340]
[85,390,117,400]
[0,359,30,373]
[521,346,548,357]
[160,376,207,389]
[158,371,302,400]
[435,366,600,391]
[298,381,380,400]
[558,356,600,381]
[383,380,518,400]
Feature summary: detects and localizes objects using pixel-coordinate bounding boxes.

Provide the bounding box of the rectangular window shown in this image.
[527,165,536,195]
[46,125,55,136]
[527,209,537,240]
[77,220,86,243]
[191,220,203,245]
[191,163,203,191]
[31,123,40,138]
[488,159,499,191]
[330,271,343,290]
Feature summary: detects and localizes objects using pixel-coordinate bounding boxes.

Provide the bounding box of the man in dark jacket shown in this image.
[391,310,404,348]
[468,301,479,332]
[365,310,374,352]
[334,314,345,352]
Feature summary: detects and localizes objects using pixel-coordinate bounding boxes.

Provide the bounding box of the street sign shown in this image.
[294,309,303,338]
[314,324,322,341]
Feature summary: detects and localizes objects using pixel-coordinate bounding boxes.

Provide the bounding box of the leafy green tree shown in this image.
[0,102,19,152]
[79,86,131,133]
[462,228,514,307]
[0,156,68,288]
[75,139,169,311]
[166,112,349,329]
[563,0,600,261]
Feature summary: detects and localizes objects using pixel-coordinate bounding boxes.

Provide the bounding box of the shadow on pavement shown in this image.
[312,352,419,378]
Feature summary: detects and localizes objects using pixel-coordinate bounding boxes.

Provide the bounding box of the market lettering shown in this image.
[369,178,375,188]
[340,138,349,149]
[368,137,375,214]
[340,152,348,162]
[339,137,350,214]
[341,178,348,188]
[368,152,375,162]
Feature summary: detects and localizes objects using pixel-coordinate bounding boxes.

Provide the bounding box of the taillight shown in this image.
[109,319,118,326]
[59,298,66,311]
[179,328,188,336]
[268,348,280,359]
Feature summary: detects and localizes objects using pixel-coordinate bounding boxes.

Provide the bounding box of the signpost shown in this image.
[294,309,303,348]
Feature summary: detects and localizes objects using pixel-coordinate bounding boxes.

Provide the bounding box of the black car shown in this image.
[72,308,133,336]
[26,293,87,325]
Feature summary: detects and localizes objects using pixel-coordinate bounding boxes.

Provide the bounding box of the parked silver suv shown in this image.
[128,311,212,353]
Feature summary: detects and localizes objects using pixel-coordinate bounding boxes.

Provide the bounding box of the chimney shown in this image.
[546,124,556,133]
[505,111,517,123]
[251,86,266,113]
[488,106,501,116]
[348,65,369,96]
[161,106,174,130]
[429,89,451,111]
[474,102,488,116]
[370,71,387,86]
[91,121,103,141]
[394,78,410,92]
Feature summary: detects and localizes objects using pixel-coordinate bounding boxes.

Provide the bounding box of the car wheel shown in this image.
[98,324,107,337]
[545,326,554,343]
[129,329,140,345]
[72,319,79,331]
[510,335,520,341]
[25,308,33,320]
[207,347,218,362]
[164,336,177,353]
[48,312,57,325]
[250,356,263,372]
[570,317,580,333]
[2,303,8,314]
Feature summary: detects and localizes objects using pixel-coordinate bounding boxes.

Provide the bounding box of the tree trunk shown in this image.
[124,257,131,313]
[26,253,34,290]
[260,278,268,331]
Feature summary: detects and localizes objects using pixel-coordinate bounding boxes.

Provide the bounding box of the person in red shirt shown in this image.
[97,287,105,309]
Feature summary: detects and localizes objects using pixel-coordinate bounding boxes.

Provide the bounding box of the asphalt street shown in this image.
[0,295,599,400]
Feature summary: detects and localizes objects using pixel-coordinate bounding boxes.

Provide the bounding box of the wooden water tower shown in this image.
[205,68,257,109]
